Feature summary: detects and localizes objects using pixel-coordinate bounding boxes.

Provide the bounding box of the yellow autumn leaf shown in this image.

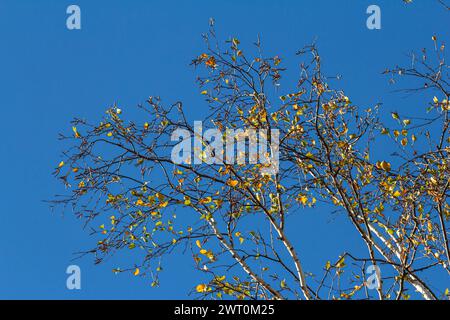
[227,179,239,187]
[196,284,207,293]
[401,138,408,147]
[58,161,64,168]
[336,257,345,268]
[205,56,217,68]
[214,199,223,208]
[271,113,278,122]
[160,201,169,208]
[72,126,81,138]
[393,190,401,198]
[201,90,208,95]
[298,195,308,205]
[134,268,140,276]
[199,197,212,204]
[195,240,202,248]
[216,275,226,282]
[377,161,391,172]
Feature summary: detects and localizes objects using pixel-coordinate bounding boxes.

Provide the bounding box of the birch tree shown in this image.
[53,24,449,300]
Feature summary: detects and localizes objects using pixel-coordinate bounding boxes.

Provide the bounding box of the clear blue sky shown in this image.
[0,0,448,299]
